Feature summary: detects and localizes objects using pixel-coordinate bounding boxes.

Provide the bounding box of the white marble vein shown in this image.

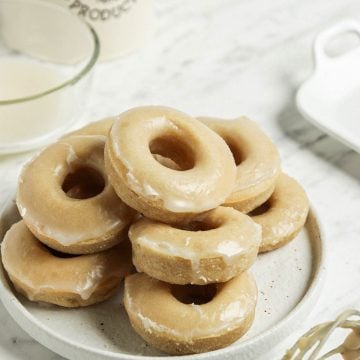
[0,0,360,359]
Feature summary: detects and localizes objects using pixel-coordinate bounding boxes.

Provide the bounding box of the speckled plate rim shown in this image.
[0,194,326,360]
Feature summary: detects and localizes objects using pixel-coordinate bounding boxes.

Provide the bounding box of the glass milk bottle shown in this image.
[53,0,155,61]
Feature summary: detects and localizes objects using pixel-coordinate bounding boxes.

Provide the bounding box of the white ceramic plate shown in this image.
[0,196,325,360]
[296,19,360,153]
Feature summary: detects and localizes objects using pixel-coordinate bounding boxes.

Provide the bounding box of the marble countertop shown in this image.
[1,0,360,359]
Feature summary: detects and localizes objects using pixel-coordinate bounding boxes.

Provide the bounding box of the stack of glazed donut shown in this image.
[1,105,310,355]
[1,135,136,307]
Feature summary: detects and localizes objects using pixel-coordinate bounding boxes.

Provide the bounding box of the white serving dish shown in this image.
[296,19,360,153]
[0,196,325,360]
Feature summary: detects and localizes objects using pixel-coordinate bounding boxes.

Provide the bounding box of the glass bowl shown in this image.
[0,0,99,154]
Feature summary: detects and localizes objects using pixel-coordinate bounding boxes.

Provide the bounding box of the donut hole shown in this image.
[152,154,180,171]
[249,200,271,216]
[62,166,105,199]
[171,283,217,305]
[149,135,195,171]
[175,219,222,232]
[225,140,242,166]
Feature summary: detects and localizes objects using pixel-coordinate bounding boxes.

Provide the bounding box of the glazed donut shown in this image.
[17,135,135,254]
[124,272,257,355]
[1,221,133,307]
[342,330,360,360]
[65,117,115,138]
[199,117,281,213]
[250,173,309,253]
[129,206,261,284]
[105,106,237,223]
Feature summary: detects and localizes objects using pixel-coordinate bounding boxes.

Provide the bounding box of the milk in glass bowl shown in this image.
[0,0,99,154]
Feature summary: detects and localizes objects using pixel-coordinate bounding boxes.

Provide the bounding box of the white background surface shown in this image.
[0,0,360,359]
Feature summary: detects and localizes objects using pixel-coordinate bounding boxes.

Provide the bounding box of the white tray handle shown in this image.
[313,19,360,69]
